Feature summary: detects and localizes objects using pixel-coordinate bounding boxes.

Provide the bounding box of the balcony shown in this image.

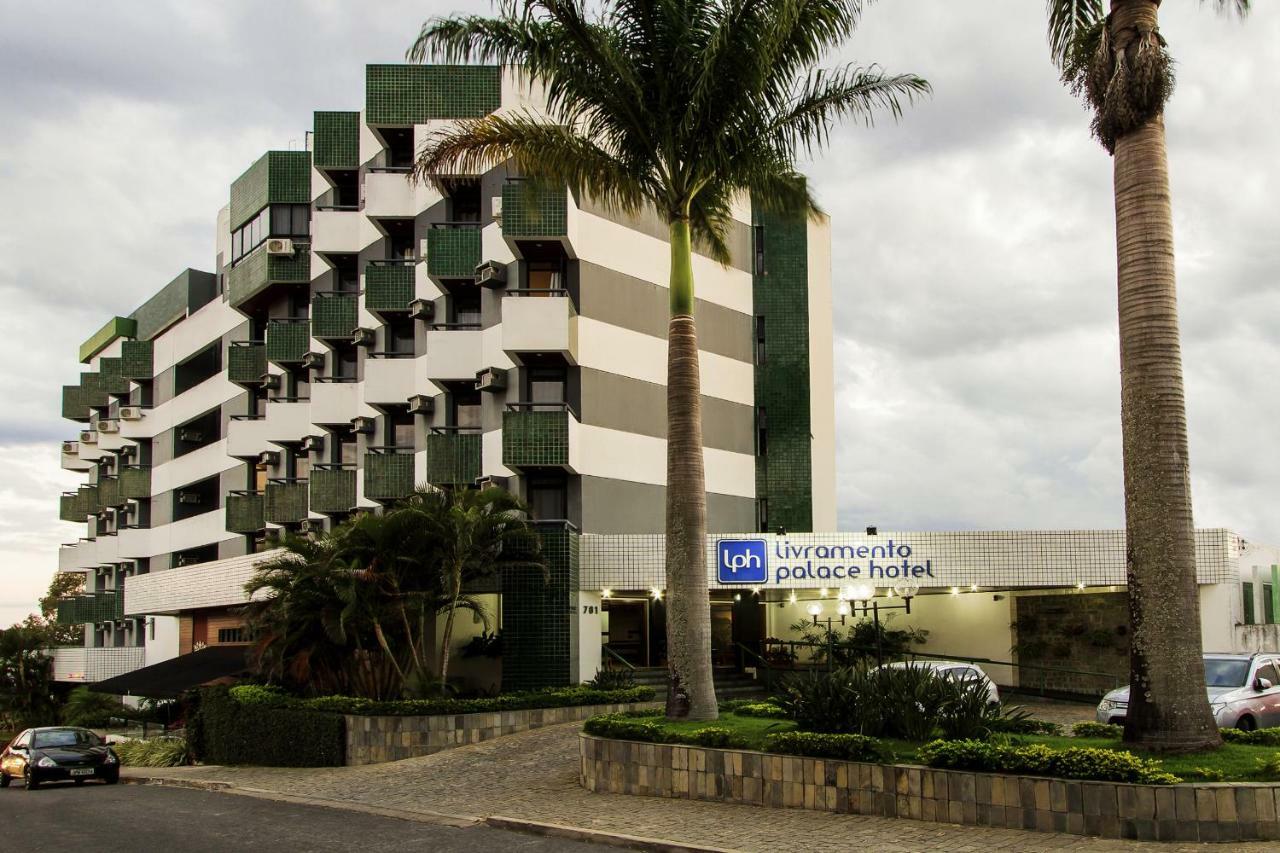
[502,180,569,240]
[364,449,415,501]
[227,415,272,458]
[119,466,151,500]
[502,292,578,364]
[51,646,146,683]
[364,355,415,404]
[98,476,123,508]
[310,379,361,426]
[502,403,577,470]
[61,441,92,472]
[310,465,357,513]
[266,319,310,364]
[420,328,482,387]
[97,357,130,395]
[55,591,123,626]
[59,492,83,522]
[364,261,416,313]
[426,223,482,280]
[263,398,312,441]
[425,428,482,486]
[311,207,364,253]
[311,291,358,339]
[264,478,309,524]
[121,339,154,380]
[228,341,267,384]
[226,490,265,534]
[362,169,419,218]
[227,243,312,309]
[62,385,90,421]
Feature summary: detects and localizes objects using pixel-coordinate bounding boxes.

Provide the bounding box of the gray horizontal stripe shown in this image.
[576,194,752,273]
[579,475,756,535]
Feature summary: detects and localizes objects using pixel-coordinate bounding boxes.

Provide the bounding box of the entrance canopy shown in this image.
[90,646,251,699]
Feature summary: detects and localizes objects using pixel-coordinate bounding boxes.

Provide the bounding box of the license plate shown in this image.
[70,768,95,777]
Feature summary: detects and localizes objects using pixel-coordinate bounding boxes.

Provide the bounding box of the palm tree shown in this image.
[401,487,545,688]
[1047,0,1249,752]
[409,0,927,720]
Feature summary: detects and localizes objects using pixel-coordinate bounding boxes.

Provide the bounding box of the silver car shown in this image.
[1096,653,1280,730]
[881,660,1000,705]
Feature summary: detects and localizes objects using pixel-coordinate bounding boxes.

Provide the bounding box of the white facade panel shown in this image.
[144,616,181,669]
[311,380,367,425]
[146,510,237,557]
[311,208,369,254]
[362,171,420,218]
[420,329,483,386]
[152,439,238,494]
[572,424,753,498]
[363,356,415,404]
[807,215,837,531]
[264,400,313,441]
[51,646,145,683]
[125,549,281,615]
[502,296,578,364]
[151,298,243,376]
[227,416,275,458]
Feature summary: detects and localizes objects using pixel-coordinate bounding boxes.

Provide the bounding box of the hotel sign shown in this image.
[716,538,938,585]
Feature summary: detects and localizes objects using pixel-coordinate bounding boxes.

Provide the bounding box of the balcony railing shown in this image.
[55,591,124,625]
[226,490,266,533]
[62,385,90,421]
[120,465,151,500]
[501,180,568,239]
[365,260,416,313]
[503,402,571,468]
[264,478,309,524]
[228,341,267,384]
[59,491,82,522]
[120,339,154,380]
[364,448,415,501]
[266,318,310,364]
[98,476,123,508]
[227,243,312,309]
[97,357,130,395]
[310,465,357,513]
[425,428,482,486]
[311,291,359,339]
[426,223,482,279]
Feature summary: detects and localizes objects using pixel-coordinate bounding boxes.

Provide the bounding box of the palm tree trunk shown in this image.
[438,567,462,686]
[664,217,718,721]
[1110,0,1219,753]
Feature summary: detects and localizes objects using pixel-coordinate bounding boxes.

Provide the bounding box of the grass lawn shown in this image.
[625,713,1280,782]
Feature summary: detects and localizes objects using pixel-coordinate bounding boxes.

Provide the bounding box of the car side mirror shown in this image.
[1254,677,1273,691]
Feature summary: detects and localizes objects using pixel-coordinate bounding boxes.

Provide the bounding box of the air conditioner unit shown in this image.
[261,373,282,390]
[352,327,376,347]
[475,475,509,491]
[302,351,326,370]
[299,518,323,535]
[266,238,295,256]
[177,492,202,505]
[178,429,203,443]
[62,441,79,454]
[407,394,435,415]
[80,430,98,445]
[119,444,137,459]
[301,434,325,453]
[350,416,376,435]
[475,367,508,392]
[258,450,280,467]
[409,299,435,321]
[119,406,143,421]
[419,237,431,260]
[475,260,508,288]
[98,420,120,434]
[492,196,503,221]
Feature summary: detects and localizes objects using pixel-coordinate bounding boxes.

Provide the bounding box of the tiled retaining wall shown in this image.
[343,703,644,766]
[580,735,1280,843]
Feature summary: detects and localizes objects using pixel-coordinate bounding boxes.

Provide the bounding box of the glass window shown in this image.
[453,290,481,326]
[526,261,562,295]
[528,476,567,520]
[333,345,358,380]
[271,205,292,236]
[527,366,566,408]
[1255,662,1280,687]
[390,410,415,449]
[1244,582,1256,625]
[1265,584,1276,624]
[1204,658,1251,687]
[387,317,415,354]
[34,729,101,749]
[452,391,481,429]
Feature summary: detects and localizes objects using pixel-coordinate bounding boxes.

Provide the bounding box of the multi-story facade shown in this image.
[52,64,836,692]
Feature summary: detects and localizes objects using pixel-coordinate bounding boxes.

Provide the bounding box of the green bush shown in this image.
[763,731,887,762]
[61,687,131,727]
[1221,727,1280,746]
[192,686,345,767]
[113,737,191,767]
[587,669,637,690]
[1072,721,1124,739]
[918,738,1180,785]
[775,667,878,734]
[229,684,654,716]
[581,715,748,749]
[734,702,789,719]
[989,716,1062,735]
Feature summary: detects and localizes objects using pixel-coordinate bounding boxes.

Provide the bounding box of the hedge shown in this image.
[582,715,750,749]
[733,702,790,719]
[1071,721,1124,739]
[230,684,655,717]
[917,738,1180,785]
[190,686,345,767]
[763,731,887,762]
[1220,726,1280,746]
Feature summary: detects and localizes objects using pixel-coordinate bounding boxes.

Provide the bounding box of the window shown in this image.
[757,499,769,533]
[217,627,246,644]
[271,204,310,237]
[753,224,766,275]
[526,366,567,408]
[755,316,766,365]
[452,289,481,326]
[287,447,310,481]
[1244,582,1256,625]
[175,343,221,396]
[1266,584,1276,624]
[756,407,768,456]
[332,344,358,380]
[387,409,415,449]
[331,432,357,466]
[1204,657,1251,687]
[382,128,413,168]
[451,390,482,429]
[527,474,568,520]
[448,180,482,222]
[1256,662,1280,688]
[526,260,563,295]
[230,204,310,263]
[386,316,415,355]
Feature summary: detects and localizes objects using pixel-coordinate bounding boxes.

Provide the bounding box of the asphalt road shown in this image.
[0,781,617,852]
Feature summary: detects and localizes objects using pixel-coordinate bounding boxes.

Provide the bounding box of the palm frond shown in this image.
[769,64,931,155]
[1046,0,1105,69]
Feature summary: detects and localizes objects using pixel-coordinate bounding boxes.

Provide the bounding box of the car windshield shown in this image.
[1203,658,1251,688]
[32,729,100,749]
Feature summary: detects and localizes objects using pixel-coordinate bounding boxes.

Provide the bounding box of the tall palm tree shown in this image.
[1047,0,1249,752]
[409,0,927,720]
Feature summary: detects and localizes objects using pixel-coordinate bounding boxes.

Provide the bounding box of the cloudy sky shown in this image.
[1,1,1276,628]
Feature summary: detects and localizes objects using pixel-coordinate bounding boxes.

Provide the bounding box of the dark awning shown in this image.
[90,646,252,699]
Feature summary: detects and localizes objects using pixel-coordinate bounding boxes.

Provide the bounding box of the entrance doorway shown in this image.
[602,593,766,671]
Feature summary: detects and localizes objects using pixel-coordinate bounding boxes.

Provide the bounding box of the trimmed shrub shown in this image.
[1071,721,1124,739]
[1221,727,1280,746]
[918,738,1180,785]
[193,686,345,767]
[989,716,1062,735]
[113,737,191,767]
[229,684,654,716]
[580,716,748,749]
[587,669,637,690]
[764,731,887,762]
[734,702,789,719]
[685,727,748,748]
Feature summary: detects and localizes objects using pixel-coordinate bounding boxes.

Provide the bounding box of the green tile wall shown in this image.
[228,342,267,384]
[98,476,123,508]
[130,270,216,341]
[365,64,501,125]
[62,386,89,421]
[752,207,812,532]
[77,484,101,517]
[264,481,309,524]
[79,316,137,363]
[425,432,481,486]
[311,292,358,339]
[228,245,312,308]
[120,340,154,379]
[80,372,108,407]
[364,453,415,500]
[266,321,310,364]
[310,468,357,513]
[427,227,482,279]
[503,409,569,468]
[226,492,265,534]
[365,264,416,313]
[59,493,81,522]
[313,111,361,170]
[56,596,97,625]
[97,358,130,394]
[120,466,151,500]
[501,182,568,238]
[501,522,578,691]
[230,151,313,230]
[94,591,123,623]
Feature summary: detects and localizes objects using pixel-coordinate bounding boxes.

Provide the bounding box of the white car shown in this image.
[880,660,1000,705]
[1096,653,1280,730]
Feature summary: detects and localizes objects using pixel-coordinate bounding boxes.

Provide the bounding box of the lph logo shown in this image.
[717,539,767,584]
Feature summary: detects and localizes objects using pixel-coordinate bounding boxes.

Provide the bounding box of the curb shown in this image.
[486,816,736,853]
[121,774,231,792]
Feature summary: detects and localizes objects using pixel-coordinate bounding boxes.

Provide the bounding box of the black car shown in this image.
[1,727,120,790]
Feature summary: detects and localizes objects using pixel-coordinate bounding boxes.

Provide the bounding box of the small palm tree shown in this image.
[410,0,927,720]
[1046,0,1249,752]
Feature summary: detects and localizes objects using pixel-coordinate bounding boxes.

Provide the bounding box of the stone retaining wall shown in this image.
[343,702,643,765]
[579,734,1280,842]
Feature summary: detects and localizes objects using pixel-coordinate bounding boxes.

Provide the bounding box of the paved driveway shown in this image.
[123,712,1274,852]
